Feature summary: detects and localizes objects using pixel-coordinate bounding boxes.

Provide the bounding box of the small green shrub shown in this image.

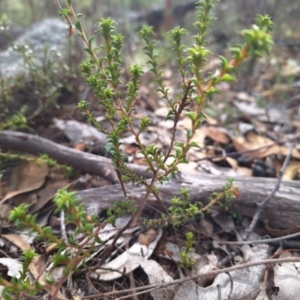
[180,231,196,270]
[3,1,274,298]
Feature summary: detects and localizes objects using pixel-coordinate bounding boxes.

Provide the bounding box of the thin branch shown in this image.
[220,231,300,246]
[81,257,300,299]
[0,130,153,183]
[242,144,294,240]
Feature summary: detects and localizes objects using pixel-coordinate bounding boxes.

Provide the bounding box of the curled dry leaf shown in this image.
[232,135,300,159]
[0,258,22,279]
[3,233,68,300]
[94,228,162,281]
[273,251,300,300]
[1,159,48,204]
[139,259,175,300]
[196,243,269,299]
[174,280,198,300]
[138,228,158,246]
[202,125,231,144]
[191,253,218,287]
[282,159,300,180]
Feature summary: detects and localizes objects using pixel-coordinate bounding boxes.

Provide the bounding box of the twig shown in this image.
[116,286,161,300]
[242,144,295,240]
[60,210,67,242]
[262,248,300,296]
[226,272,233,300]
[217,284,222,300]
[220,231,300,245]
[0,130,154,183]
[82,257,300,299]
[217,146,294,267]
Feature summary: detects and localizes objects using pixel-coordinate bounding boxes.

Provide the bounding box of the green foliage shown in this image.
[0,238,41,300]
[216,178,241,221]
[107,199,138,226]
[255,14,275,32]
[4,188,108,299]
[0,112,27,131]
[3,0,274,298]
[141,178,238,228]
[0,152,75,178]
[168,188,203,226]
[180,231,196,270]
[72,0,273,194]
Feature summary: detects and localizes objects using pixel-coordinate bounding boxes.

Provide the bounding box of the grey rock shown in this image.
[0,18,71,80]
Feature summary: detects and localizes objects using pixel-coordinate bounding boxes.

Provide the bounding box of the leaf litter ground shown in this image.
[1,44,300,299]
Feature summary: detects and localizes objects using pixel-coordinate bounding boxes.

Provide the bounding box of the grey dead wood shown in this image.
[1,131,300,229]
[0,130,152,184]
[77,172,300,230]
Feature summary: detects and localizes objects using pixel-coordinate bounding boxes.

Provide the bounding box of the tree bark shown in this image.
[77,172,300,230]
[1,131,300,229]
[0,131,153,184]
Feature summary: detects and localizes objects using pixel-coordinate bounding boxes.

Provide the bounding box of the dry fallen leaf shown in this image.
[203,125,231,144]
[1,159,48,203]
[138,228,158,246]
[274,251,300,300]
[95,229,162,281]
[29,175,69,214]
[282,160,300,180]
[232,134,300,159]
[192,253,218,287]
[177,162,199,174]
[3,234,68,300]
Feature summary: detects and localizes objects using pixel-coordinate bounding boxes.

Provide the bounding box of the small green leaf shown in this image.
[219,74,236,82]
[75,21,82,31]
[188,141,201,149]
[88,36,96,47]
[84,48,93,56]
[174,142,185,149]
[219,55,228,70]
[59,9,70,16]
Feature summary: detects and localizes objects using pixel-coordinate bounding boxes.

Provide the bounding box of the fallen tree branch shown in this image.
[2,131,300,229]
[242,144,294,240]
[0,130,153,183]
[77,172,300,229]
